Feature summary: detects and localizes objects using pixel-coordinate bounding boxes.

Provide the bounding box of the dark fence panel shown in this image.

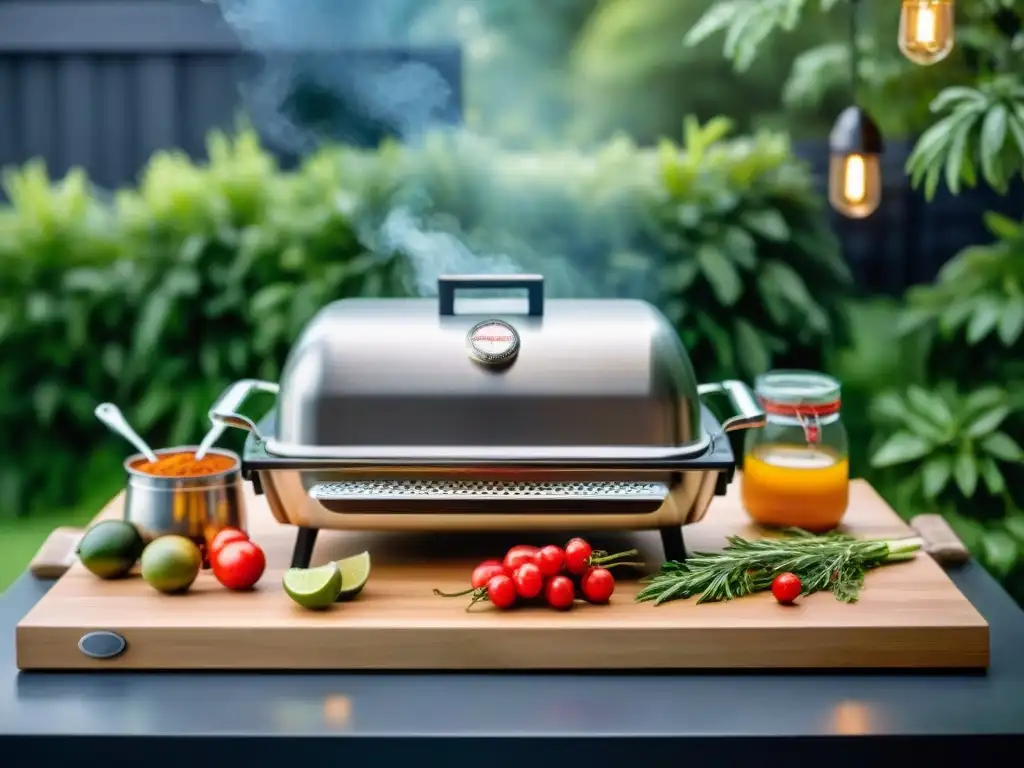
[0,50,243,189]
[1,1,1020,294]
[0,1,240,188]
[794,140,1024,296]
[0,1,464,186]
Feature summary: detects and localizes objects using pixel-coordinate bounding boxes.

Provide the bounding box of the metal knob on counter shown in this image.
[78,631,127,660]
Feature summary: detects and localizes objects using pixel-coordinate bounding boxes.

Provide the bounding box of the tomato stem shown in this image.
[466,592,490,612]
[600,561,645,569]
[433,587,478,598]
[591,548,641,565]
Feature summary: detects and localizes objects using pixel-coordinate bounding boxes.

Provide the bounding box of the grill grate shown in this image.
[309,479,669,502]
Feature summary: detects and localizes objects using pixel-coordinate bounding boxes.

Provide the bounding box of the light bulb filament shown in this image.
[842,154,867,204]
[915,6,937,44]
[899,0,955,65]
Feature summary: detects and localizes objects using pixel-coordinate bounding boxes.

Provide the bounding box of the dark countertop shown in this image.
[3,561,1024,764]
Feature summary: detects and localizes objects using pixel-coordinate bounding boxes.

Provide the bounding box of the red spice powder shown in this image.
[133,451,236,478]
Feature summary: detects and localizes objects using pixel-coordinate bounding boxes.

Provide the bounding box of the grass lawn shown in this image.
[0,507,100,592]
[0,482,119,592]
[0,508,91,591]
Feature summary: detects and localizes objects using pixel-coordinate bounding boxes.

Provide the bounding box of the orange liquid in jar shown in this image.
[741,443,849,531]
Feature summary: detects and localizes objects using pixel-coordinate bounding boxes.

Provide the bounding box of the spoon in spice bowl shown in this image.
[193,427,219,462]
[194,379,279,460]
[94,403,159,463]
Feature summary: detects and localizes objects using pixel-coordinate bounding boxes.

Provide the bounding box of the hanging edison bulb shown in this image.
[828,106,883,219]
[899,0,955,65]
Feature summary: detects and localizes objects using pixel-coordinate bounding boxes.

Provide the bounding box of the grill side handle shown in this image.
[697,380,766,434]
[437,274,545,317]
[206,378,279,447]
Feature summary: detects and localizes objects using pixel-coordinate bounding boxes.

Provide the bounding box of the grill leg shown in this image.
[659,526,687,562]
[291,527,319,569]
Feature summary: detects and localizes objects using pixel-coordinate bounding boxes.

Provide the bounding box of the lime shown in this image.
[140,536,202,594]
[283,562,342,610]
[334,551,371,601]
[77,520,145,579]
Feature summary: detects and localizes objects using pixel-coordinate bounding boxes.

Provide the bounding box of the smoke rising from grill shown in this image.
[379,209,521,297]
[209,0,527,296]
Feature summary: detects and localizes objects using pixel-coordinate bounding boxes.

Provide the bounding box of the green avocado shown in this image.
[76,520,146,579]
[140,536,202,594]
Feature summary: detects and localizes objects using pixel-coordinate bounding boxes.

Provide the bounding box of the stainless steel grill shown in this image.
[206,274,767,566]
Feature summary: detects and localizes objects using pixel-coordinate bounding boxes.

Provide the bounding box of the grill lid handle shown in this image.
[204,379,279,449]
[438,274,544,317]
[697,380,766,434]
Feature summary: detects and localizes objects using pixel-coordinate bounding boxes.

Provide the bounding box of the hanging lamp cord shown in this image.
[849,0,862,98]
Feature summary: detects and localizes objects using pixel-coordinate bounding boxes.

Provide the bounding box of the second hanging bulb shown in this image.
[828,106,883,219]
[899,0,955,65]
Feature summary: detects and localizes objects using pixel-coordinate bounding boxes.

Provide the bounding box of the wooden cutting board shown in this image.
[15,480,989,671]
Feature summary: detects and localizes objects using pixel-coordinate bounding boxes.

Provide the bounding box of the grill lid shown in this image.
[205,275,765,466]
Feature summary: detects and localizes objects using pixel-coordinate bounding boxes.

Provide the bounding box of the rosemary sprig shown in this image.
[635,528,922,606]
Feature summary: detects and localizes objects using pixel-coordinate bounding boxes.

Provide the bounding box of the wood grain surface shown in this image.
[16,480,990,671]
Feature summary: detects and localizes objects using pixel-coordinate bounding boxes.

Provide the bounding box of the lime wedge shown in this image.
[335,551,371,601]
[283,563,342,610]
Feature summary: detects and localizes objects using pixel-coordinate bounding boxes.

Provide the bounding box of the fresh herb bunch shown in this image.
[636,529,922,606]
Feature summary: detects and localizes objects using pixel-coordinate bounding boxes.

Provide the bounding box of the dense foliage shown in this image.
[865,211,1024,590]
[684,0,1024,197]
[0,122,846,519]
[568,0,983,141]
[687,0,1024,597]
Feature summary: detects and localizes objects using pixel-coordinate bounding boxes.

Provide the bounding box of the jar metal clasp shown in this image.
[795,404,822,445]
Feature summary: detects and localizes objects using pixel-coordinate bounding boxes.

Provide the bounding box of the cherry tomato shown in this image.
[513,562,544,599]
[771,572,802,605]
[581,567,615,604]
[472,560,507,589]
[206,527,249,558]
[544,575,576,610]
[211,540,266,591]
[564,538,593,575]
[486,574,517,609]
[535,545,565,577]
[507,544,538,556]
[503,545,538,574]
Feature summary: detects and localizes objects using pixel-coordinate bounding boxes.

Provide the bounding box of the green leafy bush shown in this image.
[871,385,1022,495]
[0,121,843,519]
[569,0,857,141]
[865,213,1024,591]
[0,132,407,517]
[0,164,128,514]
[681,0,1024,195]
[907,77,1024,199]
[652,116,849,380]
[678,0,1024,598]
[898,211,1024,368]
[825,297,930,477]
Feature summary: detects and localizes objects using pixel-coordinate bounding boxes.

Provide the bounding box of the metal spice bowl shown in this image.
[206,275,765,567]
[122,446,246,545]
